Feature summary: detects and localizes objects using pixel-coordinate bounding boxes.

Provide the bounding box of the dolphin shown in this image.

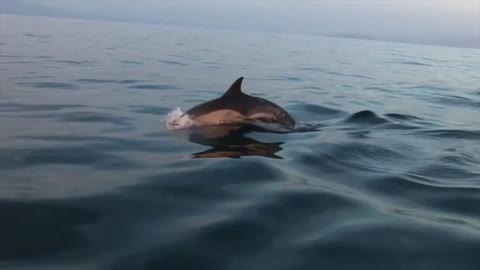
[170,77,296,131]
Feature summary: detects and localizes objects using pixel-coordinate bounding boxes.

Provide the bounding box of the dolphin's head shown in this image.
[274,108,296,130]
[246,99,296,131]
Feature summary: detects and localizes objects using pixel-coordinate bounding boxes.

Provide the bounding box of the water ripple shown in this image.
[56,112,131,125]
[0,103,84,112]
[18,82,78,90]
[0,61,37,64]
[386,60,432,66]
[120,60,143,65]
[76,78,142,84]
[157,60,188,66]
[435,94,480,109]
[297,142,408,174]
[50,60,98,65]
[293,222,480,270]
[412,129,480,140]
[128,84,182,90]
[129,105,170,115]
[384,113,422,121]
[366,175,480,219]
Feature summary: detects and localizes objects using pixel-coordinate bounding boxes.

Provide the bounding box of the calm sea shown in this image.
[1,14,480,270]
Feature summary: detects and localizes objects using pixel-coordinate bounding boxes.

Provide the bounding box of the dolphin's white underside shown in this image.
[166,107,288,132]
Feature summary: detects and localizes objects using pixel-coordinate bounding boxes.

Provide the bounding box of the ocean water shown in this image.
[1,14,480,270]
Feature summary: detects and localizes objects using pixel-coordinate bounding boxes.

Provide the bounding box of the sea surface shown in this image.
[1,14,480,270]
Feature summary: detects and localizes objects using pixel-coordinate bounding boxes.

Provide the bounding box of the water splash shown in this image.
[165,107,196,130]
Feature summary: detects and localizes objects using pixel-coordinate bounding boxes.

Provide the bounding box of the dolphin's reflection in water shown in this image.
[184,125,285,159]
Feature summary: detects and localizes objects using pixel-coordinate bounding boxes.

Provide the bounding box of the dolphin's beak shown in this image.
[285,121,295,130]
[281,117,296,131]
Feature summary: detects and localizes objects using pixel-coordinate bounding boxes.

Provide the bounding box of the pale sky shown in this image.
[2,1,479,38]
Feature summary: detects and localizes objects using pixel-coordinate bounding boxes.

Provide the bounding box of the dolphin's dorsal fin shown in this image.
[222,77,244,97]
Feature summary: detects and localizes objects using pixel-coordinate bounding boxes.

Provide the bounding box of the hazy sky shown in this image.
[2,0,479,38]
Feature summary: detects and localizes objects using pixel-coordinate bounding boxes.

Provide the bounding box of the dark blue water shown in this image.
[1,14,480,270]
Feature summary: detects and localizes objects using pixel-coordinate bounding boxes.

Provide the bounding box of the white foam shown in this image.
[165,107,196,130]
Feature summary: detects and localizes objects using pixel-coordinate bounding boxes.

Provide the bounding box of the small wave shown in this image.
[0,61,37,64]
[24,33,50,39]
[289,103,346,122]
[129,105,170,116]
[201,61,220,65]
[128,84,182,90]
[51,60,97,65]
[364,86,394,93]
[384,113,422,121]
[272,76,304,82]
[76,79,141,84]
[344,110,389,125]
[440,153,479,169]
[404,85,450,92]
[419,57,438,62]
[168,54,197,60]
[412,129,480,140]
[294,103,345,116]
[295,68,372,80]
[297,67,326,72]
[57,112,131,125]
[298,142,407,174]
[434,95,480,109]
[205,65,221,69]
[324,71,373,80]
[76,79,119,84]
[120,80,141,84]
[413,163,480,181]
[295,86,324,90]
[157,60,188,66]
[372,166,442,181]
[386,61,432,67]
[366,175,480,206]
[18,82,77,90]
[0,103,83,112]
[120,60,143,65]
[0,55,22,58]
[11,75,54,80]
